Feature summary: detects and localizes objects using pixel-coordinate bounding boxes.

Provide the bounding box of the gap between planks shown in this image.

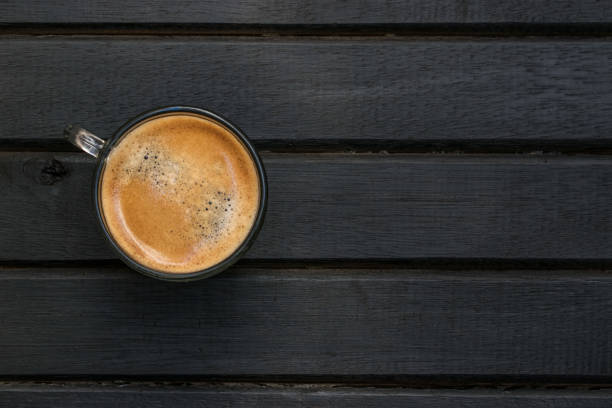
[3,23,612,38]
[1,377,612,389]
[3,259,612,272]
[5,139,612,155]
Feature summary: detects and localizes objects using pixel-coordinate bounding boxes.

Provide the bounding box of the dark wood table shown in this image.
[2,1,612,406]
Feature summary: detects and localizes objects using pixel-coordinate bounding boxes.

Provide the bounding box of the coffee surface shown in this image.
[100,114,260,273]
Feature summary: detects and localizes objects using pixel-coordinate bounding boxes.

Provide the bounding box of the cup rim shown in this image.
[93,106,268,282]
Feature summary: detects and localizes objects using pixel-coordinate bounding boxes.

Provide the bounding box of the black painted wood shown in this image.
[2,153,612,261]
[1,384,612,408]
[1,267,611,376]
[2,0,612,24]
[2,38,612,146]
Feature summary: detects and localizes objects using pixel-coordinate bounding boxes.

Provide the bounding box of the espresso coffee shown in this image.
[99,114,260,273]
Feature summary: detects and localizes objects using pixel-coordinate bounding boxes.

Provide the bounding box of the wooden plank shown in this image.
[2,1,612,24]
[2,152,612,261]
[1,267,612,376]
[1,384,612,408]
[2,37,612,146]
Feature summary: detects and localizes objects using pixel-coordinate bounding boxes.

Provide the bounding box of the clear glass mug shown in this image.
[65,106,267,281]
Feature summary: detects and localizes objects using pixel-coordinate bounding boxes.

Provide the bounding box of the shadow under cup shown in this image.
[93,107,267,281]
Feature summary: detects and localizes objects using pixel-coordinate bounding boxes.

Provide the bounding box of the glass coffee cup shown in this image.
[65,106,267,281]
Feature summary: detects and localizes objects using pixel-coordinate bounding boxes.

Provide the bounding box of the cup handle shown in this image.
[64,125,106,158]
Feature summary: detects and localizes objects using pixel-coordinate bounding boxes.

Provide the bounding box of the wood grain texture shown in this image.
[1,267,612,376]
[2,384,612,408]
[2,0,612,24]
[2,152,612,261]
[2,37,612,145]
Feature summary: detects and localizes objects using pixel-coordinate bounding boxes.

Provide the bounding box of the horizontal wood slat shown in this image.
[1,267,611,376]
[2,1,612,24]
[1,153,612,261]
[2,384,612,408]
[2,38,612,146]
